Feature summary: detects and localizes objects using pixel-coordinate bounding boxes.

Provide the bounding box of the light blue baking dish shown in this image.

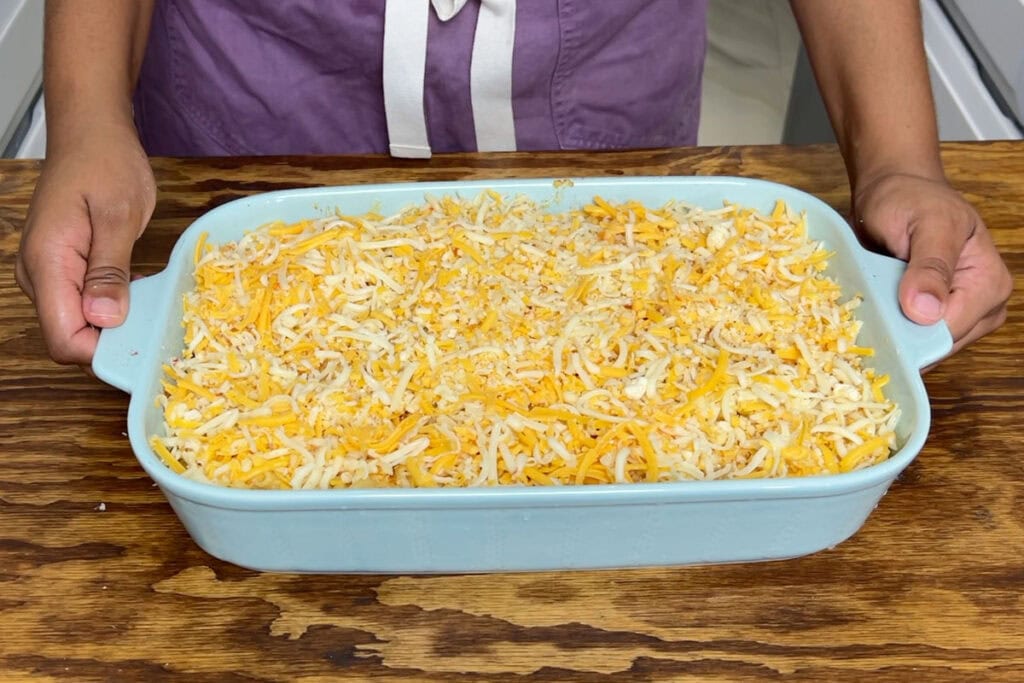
[93,177,951,573]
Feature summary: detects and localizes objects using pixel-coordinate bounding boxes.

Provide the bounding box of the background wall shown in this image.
[698,0,801,146]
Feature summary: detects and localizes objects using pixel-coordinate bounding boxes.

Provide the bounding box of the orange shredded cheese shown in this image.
[152,191,898,489]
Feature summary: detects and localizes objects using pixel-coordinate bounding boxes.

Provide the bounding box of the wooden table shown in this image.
[1,143,1022,681]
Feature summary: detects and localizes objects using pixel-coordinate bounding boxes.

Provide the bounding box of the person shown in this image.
[16,0,1011,366]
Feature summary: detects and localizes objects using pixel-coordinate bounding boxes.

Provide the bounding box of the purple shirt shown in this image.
[133,0,708,156]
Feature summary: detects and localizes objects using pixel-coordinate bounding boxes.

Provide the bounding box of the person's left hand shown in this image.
[853,172,1011,357]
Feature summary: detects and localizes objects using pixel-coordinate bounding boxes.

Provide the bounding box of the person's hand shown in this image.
[15,119,155,365]
[853,172,1011,356]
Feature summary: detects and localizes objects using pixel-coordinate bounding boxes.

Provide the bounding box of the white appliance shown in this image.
[0,0,45,158]
[785,0,1023,143]
[925,0,1023,140]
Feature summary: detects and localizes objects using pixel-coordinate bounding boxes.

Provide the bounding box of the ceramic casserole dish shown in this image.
[92,177,952,573]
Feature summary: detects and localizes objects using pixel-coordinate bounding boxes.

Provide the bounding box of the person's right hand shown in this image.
[15,119,155,365]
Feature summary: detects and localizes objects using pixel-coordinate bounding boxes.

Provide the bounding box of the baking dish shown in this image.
[93,177,951,573]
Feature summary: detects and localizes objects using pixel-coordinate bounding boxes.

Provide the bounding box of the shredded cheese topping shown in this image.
[152,191,898,489]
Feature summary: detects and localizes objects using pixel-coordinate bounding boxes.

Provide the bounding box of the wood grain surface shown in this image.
[1,143,1022,681]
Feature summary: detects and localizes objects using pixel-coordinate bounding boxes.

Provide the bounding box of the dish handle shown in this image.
[860,250,954,369]
[92,271,168,394]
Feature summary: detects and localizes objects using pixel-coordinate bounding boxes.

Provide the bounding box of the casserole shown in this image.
[93,177,952,572]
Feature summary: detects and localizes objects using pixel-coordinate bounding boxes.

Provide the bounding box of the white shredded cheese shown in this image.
[152,193,898,489]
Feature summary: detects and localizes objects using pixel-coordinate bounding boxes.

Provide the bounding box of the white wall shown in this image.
[699,0,801,146]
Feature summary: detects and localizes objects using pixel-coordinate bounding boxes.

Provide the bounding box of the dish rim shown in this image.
[96,175,952,509]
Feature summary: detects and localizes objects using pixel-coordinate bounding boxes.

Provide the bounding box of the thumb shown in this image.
[81,207,138,329]
[898,217,964,325]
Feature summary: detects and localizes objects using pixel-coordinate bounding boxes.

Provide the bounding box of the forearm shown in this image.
[44,0,154,152]
[789,0,943,191]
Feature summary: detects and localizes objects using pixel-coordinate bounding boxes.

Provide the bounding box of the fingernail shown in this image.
[912,293,943,320]
[87,297,123,323]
